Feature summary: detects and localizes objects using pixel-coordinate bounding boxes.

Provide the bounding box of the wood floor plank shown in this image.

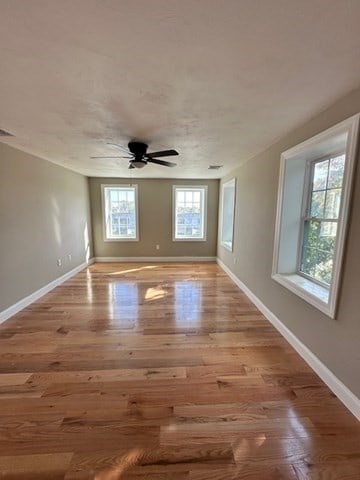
[0,262,359,479]
[0,452,73,479]
[66,444,234,479]
[293,463,360,479]
[188,464,298,480]
[0,372,32,386]
[29,366,186,385]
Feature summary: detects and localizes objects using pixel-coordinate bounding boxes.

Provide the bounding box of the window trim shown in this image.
[101,184,139,242]
[272,114,359,318]
[172,185,208,242]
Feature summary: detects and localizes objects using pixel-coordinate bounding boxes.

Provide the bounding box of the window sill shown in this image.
[104,237,139,242]
[173,238,206,242]
[272,273,333,317]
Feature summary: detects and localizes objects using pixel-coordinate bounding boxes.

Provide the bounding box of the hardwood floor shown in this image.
[0,262,359,479]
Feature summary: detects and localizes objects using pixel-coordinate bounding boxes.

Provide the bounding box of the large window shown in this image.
[299,154,345,286]
[272,115,359,317]
[173,186,207,241]
[102,185,139,241]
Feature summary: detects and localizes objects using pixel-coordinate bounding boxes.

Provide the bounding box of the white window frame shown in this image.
[220,178,236,251]
[272,114,359,318]
[102,184,139,241]
[172,185,207,241]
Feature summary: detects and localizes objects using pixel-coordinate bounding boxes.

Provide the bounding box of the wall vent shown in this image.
[208,165,223,170]
[0,128,13,137]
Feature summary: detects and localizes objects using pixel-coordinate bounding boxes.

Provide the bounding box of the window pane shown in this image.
[303,220,336,251]
[118,190,127,202]
[193,191,201,203]
[301,246,317,278]
[301,246,334,285]
[320,221,337,240]
[328,155,345,188]
[325,189,341,219]
[314,251,333,285]
[177,191,185,203]
[313,160,329,191]
[185,191,193,203]
[302,246,333,284]
[302,220,320,249]
[300,219,336,285]
[310,191,325,217]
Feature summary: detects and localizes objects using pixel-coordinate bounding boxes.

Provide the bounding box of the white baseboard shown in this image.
[94,256,216,262]
[0,258,95,325]
[217,258,360,421]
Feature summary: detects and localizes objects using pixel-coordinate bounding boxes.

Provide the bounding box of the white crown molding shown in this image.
[0,258,95,325]
[94,256,216,262]
[217,258,360,421]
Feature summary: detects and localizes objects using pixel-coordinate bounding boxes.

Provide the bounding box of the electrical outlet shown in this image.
[57,259,62,267]
[156,244,160,250]
[67,254,72,261]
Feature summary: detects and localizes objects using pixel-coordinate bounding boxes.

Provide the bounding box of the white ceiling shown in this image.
[1,0,360,179]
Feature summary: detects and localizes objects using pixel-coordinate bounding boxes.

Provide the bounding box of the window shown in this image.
[173,186,207,241]
[102,185,139,241]
[299,154,345,286]
[272,114,359,317]
[220,178,236,251]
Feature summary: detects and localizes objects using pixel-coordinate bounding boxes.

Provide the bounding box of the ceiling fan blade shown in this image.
[146,149,179,158]
[147,158,177,167]
[106,142,131,153]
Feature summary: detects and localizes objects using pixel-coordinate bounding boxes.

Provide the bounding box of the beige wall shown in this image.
[89,178,219,258]
[218,87,360,398]
[0,143,92,312]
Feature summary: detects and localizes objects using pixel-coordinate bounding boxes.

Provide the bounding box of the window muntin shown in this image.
[102,185,138,240]
[299,154,345,286]
[173,186,207,241]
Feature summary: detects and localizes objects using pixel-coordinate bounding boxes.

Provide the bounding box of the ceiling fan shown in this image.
[91,141,179,169]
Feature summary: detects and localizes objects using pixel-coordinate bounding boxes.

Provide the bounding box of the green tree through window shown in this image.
[300,154,345,285]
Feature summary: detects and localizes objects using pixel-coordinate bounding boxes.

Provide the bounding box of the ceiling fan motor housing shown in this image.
[128,141,148,157]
